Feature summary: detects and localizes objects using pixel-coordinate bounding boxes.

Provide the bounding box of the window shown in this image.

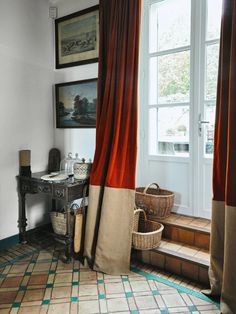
[145,0,222,156]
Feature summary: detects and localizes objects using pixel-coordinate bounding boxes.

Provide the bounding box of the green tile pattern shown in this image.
[0,231,220,313]
[12,302,21,308]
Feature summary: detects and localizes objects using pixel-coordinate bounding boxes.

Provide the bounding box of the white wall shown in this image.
[0,0,54,239]
[51,0,99,162]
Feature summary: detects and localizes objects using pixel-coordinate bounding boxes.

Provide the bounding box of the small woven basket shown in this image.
[135,183,174,219]
[74,162,92,180]
[50,211,75,236]
[132,208,164,250]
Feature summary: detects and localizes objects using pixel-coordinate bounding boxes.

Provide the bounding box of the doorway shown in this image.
[138,0,222,218]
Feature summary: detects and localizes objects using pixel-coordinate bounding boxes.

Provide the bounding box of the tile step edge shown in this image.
[151,246,210,268]
[160,220,211,235]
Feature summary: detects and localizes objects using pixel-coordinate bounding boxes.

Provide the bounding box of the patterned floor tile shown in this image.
[0,231,220,314]
[134,295,157,309]
[48,302,70,314]
[23,289,45,302]
[79,284,98,297]
[107,297,129,312]
[79,270,97,281]
[18,305,41,313]
[9,264,28,274]
[54,272,72,284]
[0,309,11,314]
[1,276,23,288]
[51,286,71,299]
[28,274,48,285]
[78,299,100,313]
[161,293,186,307]
[0,291,18,304]
[105,282,125,294]
[130,280,150,292]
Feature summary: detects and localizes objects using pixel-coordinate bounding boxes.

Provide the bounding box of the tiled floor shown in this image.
[0,232,219,313]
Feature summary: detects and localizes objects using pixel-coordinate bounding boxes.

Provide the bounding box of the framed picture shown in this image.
[55,5,99,69]
[55,78,97,128]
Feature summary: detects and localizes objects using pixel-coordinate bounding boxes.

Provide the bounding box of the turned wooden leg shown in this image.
[18,192,27,244]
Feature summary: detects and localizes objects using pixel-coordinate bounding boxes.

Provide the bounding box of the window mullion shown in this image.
[149,45,191,58]
[149,103,190,108]
[205,38,220,46]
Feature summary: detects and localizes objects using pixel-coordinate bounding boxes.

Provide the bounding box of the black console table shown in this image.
[17,172,88,262]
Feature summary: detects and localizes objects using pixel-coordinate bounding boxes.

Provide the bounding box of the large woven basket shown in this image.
[132,209,164,250]
[135,183,174,219]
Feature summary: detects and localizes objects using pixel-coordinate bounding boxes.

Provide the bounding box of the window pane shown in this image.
[158,51,190,104]
[206,44,219,100]
[149,108,158,155]
[149,57,157,105]
[157,106,189,156]
[149,3,158,54]
[149,0,191,53]
[206,0,222,40]
[204,104,215,155]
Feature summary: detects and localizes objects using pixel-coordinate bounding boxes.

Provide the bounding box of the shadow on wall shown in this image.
[172,192,181,212]
[25,194,51,230]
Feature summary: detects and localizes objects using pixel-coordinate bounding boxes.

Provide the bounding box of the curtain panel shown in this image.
[84,0,142,275]
[209,1,236,313]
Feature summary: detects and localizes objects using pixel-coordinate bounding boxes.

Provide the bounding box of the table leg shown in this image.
[65,203,73,263]
[18,192,27,244]
[52,199,56,212]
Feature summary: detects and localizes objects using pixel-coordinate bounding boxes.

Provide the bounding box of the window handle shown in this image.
[198,114,209,136]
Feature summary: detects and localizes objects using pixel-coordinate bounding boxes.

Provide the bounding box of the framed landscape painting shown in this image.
[55,78,97,128]
[55,5,99,69]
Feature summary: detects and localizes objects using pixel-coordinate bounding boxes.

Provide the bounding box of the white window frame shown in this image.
[139,0,221,163]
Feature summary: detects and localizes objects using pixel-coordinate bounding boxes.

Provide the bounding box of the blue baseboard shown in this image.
[0,234,19,251]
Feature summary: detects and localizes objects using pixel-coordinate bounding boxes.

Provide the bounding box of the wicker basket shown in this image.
[50,211,75,236]
[74,162,92,180]
[132,208,164,250]
[135,183,174,219]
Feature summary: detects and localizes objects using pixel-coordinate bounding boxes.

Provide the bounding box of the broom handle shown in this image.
[74,214,83,253]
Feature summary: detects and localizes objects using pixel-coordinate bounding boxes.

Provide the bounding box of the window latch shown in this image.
[198,113,209,136]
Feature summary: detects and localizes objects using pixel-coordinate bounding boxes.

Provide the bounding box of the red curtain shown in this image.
[213,0,236,206]
[84,0,142,274]
[209,1,236,313]
[90,0,140,190]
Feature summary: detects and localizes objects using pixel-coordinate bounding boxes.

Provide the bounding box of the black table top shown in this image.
[18,171,88,187]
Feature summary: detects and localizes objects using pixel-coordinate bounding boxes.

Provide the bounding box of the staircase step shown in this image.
[135,239,210,286]
[149,213,211,250]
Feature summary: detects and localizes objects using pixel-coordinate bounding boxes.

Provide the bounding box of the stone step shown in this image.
[149,213,211,251]
[135,239,210,286]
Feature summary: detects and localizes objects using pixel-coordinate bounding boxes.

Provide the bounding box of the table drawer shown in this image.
[53,186,66,199]
[32,182,52,194]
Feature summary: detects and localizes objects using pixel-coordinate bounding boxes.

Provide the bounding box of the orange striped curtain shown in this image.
[83,0,141,275]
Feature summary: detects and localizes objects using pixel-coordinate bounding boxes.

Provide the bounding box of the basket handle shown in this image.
[134,208,147,221]
[143,183,160,194]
